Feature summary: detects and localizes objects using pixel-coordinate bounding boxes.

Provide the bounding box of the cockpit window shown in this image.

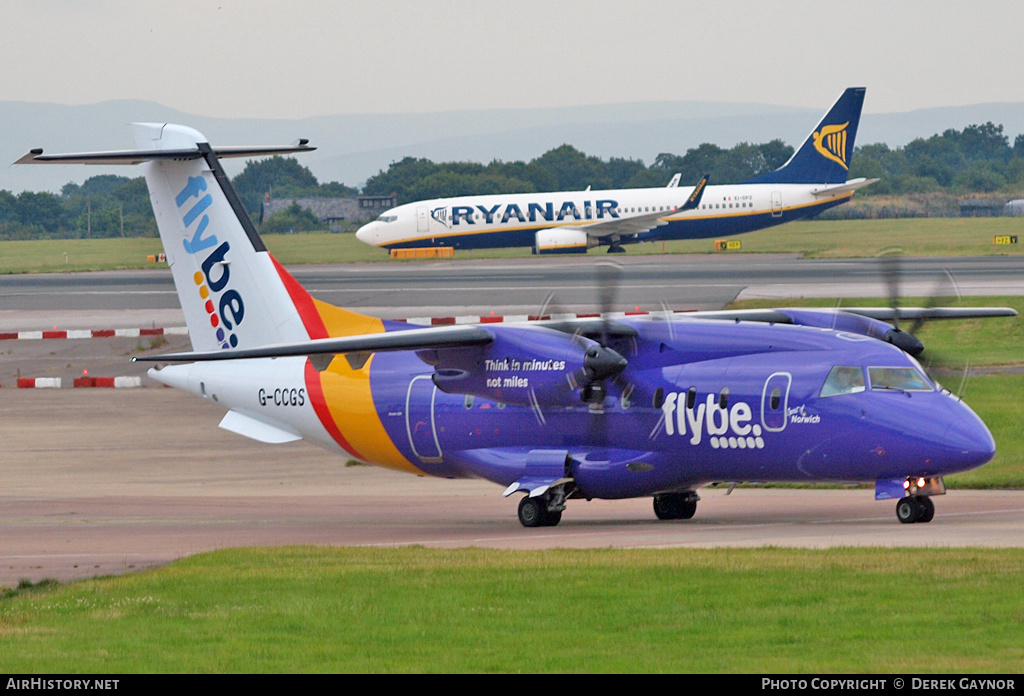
[820,366,866,397]
[377,214,398,223]
[868,367,933,392]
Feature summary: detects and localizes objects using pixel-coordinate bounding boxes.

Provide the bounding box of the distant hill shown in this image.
[3,98,1024,194]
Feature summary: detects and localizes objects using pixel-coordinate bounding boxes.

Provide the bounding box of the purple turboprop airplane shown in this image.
[18,125,1015,527]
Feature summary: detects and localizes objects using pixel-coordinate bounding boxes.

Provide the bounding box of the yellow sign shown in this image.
[993,235,1018,245]
[714,240,742,251]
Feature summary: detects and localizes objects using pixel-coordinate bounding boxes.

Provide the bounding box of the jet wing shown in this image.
[577,174,709,240]
[133,324,493,363]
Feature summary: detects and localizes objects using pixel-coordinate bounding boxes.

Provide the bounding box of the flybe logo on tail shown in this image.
[176,176,245,350]
[812,122,850,170]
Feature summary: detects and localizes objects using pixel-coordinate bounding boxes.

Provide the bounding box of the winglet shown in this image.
[681,174,709,211]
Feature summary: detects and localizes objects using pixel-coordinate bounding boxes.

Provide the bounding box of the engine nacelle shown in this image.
[534,227,595,255]
[418,324,601,406]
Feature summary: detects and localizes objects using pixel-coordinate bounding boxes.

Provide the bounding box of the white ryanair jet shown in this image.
[356,88,876,254]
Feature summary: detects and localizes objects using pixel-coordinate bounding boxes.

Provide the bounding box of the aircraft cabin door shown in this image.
[416,206,430,234]
[760,372,792,433]
[771,191,783,218]
[405,375,443,463]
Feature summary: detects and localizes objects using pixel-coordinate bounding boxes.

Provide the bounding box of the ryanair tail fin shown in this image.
[16,124,360,352]
[744,87,866,185]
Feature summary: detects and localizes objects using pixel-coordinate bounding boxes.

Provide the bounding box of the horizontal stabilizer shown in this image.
[810,178,879,198]
[15,141,314,166]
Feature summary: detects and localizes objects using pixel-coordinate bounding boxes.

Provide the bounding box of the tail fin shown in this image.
[16,124,377,351]
[744,87,866,185]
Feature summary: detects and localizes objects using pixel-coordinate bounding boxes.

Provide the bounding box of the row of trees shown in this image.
[851,123,1024,194]
[2,122,1022,240]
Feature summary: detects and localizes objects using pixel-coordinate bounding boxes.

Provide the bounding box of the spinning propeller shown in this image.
[538,262,633,405]
[579,262,630,404]
[878,250,978,396]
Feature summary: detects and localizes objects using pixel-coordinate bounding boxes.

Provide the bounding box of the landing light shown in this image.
[903,480,911,490]
[917,477,926,488]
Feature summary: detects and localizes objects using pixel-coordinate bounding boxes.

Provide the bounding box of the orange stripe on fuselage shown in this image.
[270,255,419,473]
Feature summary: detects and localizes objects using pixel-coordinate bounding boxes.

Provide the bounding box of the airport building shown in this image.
[261,194,397,230]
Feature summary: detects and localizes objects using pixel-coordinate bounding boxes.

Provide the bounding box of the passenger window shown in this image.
[868,367,933,392]
[769,387,781,410]
[820,366,866,397]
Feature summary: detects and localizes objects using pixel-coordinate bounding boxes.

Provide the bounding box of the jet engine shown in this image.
[534,228,595,255]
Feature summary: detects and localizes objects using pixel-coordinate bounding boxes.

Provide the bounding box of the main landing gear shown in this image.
[896,495,935,524]
[517,491,566,527]
[653,491,700,520]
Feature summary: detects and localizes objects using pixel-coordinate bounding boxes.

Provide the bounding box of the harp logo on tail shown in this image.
[812,121,850,170]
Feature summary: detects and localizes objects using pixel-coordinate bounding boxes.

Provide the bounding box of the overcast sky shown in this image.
[3,0,1023,118]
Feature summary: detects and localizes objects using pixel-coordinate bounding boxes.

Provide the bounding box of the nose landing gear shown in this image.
[896,495,935,524]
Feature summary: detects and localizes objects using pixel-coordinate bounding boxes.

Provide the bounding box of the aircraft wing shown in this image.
[809,177,879,198]
[695,307,1018,323]
[133,324,493,363]
[578,174,709,240]
[834,306,1018,321]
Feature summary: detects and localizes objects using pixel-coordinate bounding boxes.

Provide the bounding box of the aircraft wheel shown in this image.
[918,496,935,523]
[518,496,546,528]
[543,510,562,527]
[653,493,698,520]
[676,499,697,519]
[896,496,923,524]
[653,496,674,520]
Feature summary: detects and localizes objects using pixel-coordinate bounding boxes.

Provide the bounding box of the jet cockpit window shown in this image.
[820,366,866,397]
[868,367,933,392]
[377,214,398,223]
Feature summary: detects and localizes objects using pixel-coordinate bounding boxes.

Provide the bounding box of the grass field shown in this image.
[3,217,1023,273]
[2,546,1022,673]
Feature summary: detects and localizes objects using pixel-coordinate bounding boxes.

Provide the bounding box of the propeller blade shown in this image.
[878,248,903,331]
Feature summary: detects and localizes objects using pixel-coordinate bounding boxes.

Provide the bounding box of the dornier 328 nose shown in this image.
[942,405,997,472]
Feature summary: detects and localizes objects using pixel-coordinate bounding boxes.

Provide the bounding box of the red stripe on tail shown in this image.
[270,254,329,340]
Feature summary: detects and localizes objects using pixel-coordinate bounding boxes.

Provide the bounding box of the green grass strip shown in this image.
[2,547,1023,673]
[3,218,1023,274]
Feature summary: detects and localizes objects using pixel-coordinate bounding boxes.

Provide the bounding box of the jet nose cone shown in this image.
[355,223,374,245]
[943,412,996,471]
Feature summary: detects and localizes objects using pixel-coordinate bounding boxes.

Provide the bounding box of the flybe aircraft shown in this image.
[18,125,1013,528]
[356,87,877,254]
